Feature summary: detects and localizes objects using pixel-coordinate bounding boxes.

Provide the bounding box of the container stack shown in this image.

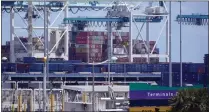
[1,45,10,61]
[69,31,160,63]
[14,37,28,53]
[71,31,106,63]
[112,32,129,62]
[88,32,104,62]
[33,37,44,52]
[132,39,159,63]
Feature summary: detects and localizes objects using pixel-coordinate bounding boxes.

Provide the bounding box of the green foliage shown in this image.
[169,88,209,112]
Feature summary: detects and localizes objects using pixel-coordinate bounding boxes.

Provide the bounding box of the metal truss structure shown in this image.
[2,0,170,63]
[62,1,169,63]
[176,14,208,26]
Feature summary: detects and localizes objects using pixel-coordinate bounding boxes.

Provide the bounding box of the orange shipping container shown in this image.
[129,106,171,112]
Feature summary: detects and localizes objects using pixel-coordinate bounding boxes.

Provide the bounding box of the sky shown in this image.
[1,2,208,63]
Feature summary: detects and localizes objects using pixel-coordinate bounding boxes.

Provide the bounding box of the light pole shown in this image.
[43,0,47,110]
[92,61,95,112]
[180,1,183,87]
[108,57,118,85]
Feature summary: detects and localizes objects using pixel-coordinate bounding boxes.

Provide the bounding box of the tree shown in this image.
[169,88,209,112]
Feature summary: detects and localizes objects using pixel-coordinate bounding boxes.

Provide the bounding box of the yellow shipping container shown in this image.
[129,106,171,112]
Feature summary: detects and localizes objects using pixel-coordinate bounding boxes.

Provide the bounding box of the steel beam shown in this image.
[64,1,69,58]
[169,2,172,87]
[10,8,15,62]
[14,27,66,30]
[28,1,33,57]
[2,0,67,1]
[176,15,208,19]
[5,73,161,78]
[1,5,113,9]
[113,54,168,58]
[63,17,162,23]
[129,12,133,62]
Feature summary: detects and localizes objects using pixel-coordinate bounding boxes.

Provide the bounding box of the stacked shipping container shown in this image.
[69,31,160,63]
[73,32,105,62]
[1,45,10,61]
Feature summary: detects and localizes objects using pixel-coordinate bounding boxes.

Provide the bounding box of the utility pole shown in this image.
[28,1,33,57]
[169,2,172,87]
[92,61,95,112]
[180,1,183,87]
[43,0,47,111]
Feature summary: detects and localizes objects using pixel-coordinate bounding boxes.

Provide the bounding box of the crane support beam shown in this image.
[63,17,163,24]
[177,15,208,19]
[176,14,208,25]
[1,5,113,9]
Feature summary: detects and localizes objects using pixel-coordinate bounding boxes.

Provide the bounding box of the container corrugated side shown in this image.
[129,106,171,112]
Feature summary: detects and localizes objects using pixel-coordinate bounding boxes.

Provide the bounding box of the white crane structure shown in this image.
[2,0,171,62]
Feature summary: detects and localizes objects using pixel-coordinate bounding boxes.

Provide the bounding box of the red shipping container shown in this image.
[88,31,98,36]
[76,53,88,62]
[89,44,102,49]
[150,58,159,63]
[141,58,147,63]
[116,57,128,62]
[77,32,88,37]
[103,36,108,40]
[90,52,102,58]
[89,57,102,62]
[17,63,30,73]
[149,41,156,45]
[97,52,102,57]
[97,32,104,36]
[133,58,141,63]
[112,32,117,36]
[101,67,107,72]
[122,36,129,40]
[89,48,102,53]
[69,56,76,60]
[76,37,88,44]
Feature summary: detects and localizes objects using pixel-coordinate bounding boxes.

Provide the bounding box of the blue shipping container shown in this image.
[141,64,147,72]
[1,63,8,72]
[29,64,43,72]
[135,64,141,72]
[23,57,36,63]
[49,64,59,73]
[147,64,154,72]
[7,63,16,72]
[58,64,74,72]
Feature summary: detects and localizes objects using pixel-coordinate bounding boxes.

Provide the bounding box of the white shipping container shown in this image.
[113,48,125,55]
[90,41,104,44]
[76,44,88,48]
[140,48,146,54]
[135,43,142,49]
[90,53,96,57]
[90,48,99,53]
[121,32,129,37]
